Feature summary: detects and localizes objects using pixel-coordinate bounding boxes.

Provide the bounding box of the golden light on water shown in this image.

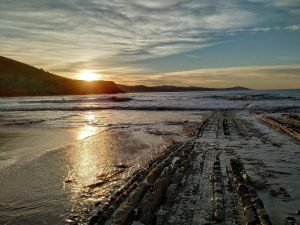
[78,71,100,81]
[85,113,95,125]
[77,113,97,140]
[77,125,97,140]
[65,112,162,218]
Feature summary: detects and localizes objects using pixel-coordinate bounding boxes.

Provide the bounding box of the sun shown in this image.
[78,71,100,81]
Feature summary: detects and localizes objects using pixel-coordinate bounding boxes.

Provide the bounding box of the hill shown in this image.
[0,56,123,96]
[0,56,251,97]
[118,84,250,93]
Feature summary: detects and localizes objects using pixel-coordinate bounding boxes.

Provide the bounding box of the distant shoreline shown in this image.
[0,88,251,98]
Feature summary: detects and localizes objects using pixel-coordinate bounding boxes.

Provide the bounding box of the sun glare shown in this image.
[78,71,99,81]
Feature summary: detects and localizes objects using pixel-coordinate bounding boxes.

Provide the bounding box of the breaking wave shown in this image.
[9,96,134,104]
[205,93,299,101]
[0,90,299,113]
[1,105,299,113]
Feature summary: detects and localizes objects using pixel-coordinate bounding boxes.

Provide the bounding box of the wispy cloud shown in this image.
[0,0,299,87]
[286,24,300,30]
[113,64,300,89]
[246,0,300,14]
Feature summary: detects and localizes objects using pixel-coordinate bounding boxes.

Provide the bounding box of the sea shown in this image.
[0,89,299,113]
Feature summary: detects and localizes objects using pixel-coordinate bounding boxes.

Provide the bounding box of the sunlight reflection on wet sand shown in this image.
[77,125,98,140]
[77,112,98,140]
[64,120,166,223]
[70,112,102,188]
[0,110,202,224]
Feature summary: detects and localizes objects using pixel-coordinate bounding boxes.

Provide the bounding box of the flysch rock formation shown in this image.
[66,111,299,225]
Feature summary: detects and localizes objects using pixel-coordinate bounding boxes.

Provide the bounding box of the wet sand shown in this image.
[0,111,299,225]
[0,110,199,225]
[0,127,87,170]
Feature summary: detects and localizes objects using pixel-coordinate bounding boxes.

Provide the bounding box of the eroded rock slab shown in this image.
[82,111,300,225]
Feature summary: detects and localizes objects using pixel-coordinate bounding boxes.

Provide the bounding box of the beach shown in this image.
[0,90,299,225]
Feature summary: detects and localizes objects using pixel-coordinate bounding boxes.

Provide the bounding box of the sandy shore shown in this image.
[0,110,299,225]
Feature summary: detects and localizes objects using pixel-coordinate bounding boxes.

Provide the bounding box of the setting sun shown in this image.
[78,71,99,81]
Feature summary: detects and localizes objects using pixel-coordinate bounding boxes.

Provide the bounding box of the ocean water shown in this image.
[0,89,299,113]
[0,90,299,225]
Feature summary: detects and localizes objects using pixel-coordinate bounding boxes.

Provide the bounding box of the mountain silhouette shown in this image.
[0,56,123,96]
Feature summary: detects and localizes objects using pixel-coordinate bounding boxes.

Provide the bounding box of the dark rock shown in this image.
[241,195,253,208]
[237,184,250,196]
[213,208,225,222]
[165,184,177,204]
[244,206,259,225]
[88,215,99,225]
[135,208,142,220]
[153,178,169,203]
[251,179,267,190]
[252,197,264,208]
[269,189,278,197]
[115,164,128,169]
[258,214,272,225]
[129,183,150,205]
[285,216,297,225]
[146,167,162,184]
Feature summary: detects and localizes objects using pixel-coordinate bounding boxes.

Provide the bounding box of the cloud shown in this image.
[0,1,257,71]
[112,64,300,89]
[246,0,300,14]
[286,24,300,30]
[279,55,300,61]
[0,0,299,86]
[250,27,272,32]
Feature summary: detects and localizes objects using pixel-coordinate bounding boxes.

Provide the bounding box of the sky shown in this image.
[0,0,300,89]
